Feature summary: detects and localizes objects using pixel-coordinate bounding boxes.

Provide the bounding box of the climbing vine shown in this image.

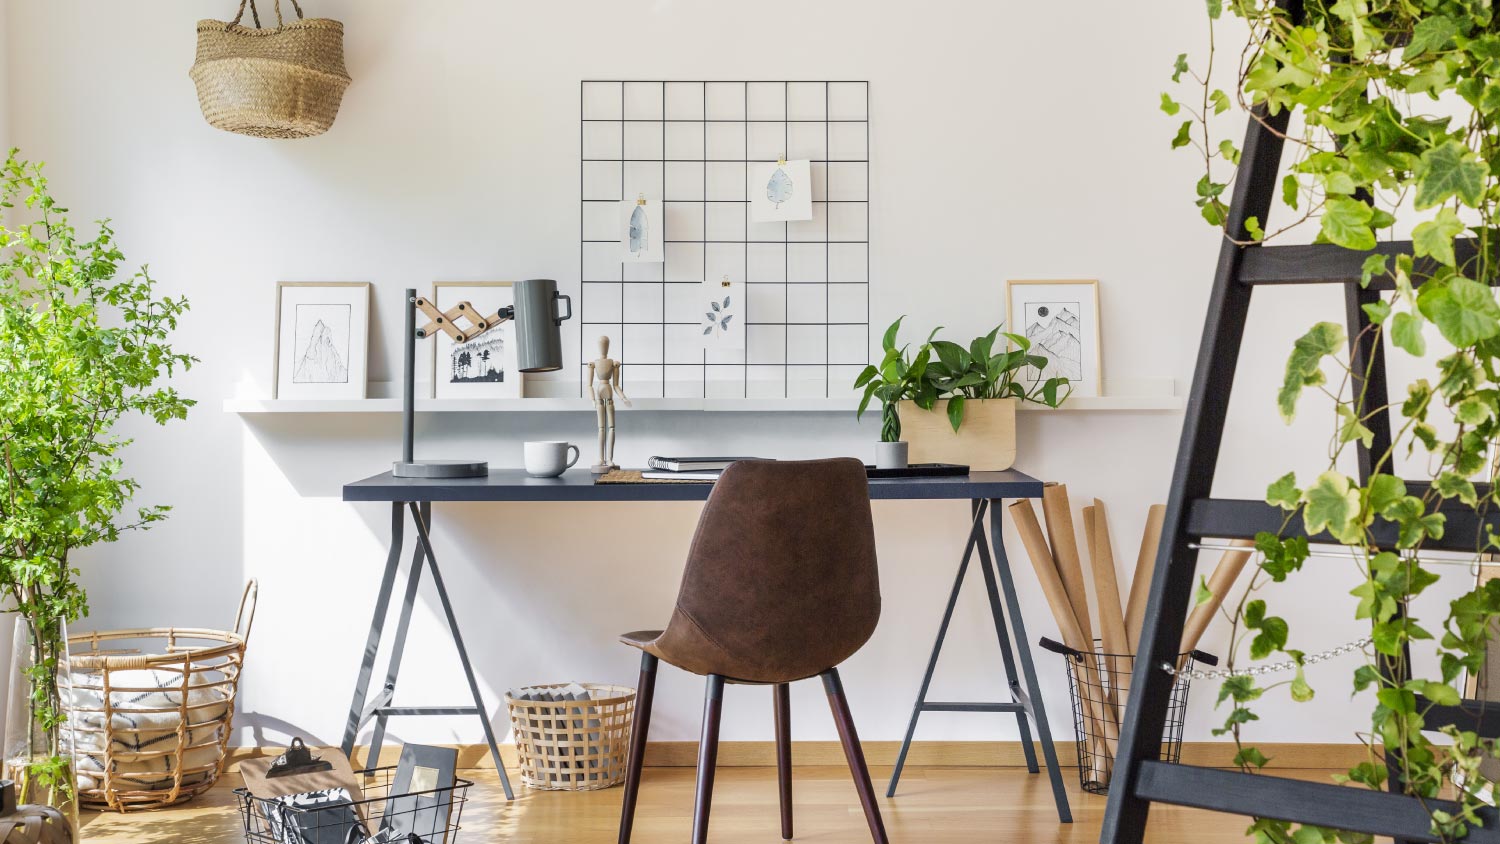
[1169,1,1500,840]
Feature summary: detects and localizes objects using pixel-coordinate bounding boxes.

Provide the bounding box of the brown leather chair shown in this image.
[616,457,888,844]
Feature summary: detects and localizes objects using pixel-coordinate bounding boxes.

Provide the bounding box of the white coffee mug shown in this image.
[524,441,580,477]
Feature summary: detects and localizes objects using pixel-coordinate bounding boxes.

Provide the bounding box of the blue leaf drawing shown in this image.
[710,300,720,312]
[720,314,733,329]
[722,296,732,308]
[703,326,714,335]
[766,167,793,208]
[628,204,649,255]
[706,312,717,320]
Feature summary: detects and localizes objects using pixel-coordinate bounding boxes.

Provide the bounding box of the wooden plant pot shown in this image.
[902,398,1017,471]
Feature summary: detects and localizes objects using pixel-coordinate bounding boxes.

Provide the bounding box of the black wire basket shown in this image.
[235,766,472,844]
[1040,637,1217,795]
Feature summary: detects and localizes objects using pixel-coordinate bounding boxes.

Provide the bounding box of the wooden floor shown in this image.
[79,765,1330,843]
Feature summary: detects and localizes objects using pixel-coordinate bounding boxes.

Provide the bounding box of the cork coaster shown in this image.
[594,469,713,484]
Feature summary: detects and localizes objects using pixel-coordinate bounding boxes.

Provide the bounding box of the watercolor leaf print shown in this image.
[766,167,793,208]
[703,295,737,339]
[628,203,648,255]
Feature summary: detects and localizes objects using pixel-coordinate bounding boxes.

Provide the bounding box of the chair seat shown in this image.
[618,630,664,649]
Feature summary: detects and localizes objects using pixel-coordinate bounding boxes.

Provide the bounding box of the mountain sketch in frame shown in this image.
[292,304,351,384]
[273,282,369,400]
[1006,279,1100,398]
[1022,301,1083,383]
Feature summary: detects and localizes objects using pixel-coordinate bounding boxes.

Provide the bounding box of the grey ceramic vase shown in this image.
[875,441,909,470]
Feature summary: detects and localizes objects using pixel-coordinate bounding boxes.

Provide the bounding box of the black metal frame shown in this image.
[340,500,516,800]
[887,498,1073,822]
[1101,2,1497,840]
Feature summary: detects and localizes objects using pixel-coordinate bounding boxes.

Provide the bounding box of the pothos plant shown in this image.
[0,150,194,805]
[855,316,935,442]
[1170,1,1500,841]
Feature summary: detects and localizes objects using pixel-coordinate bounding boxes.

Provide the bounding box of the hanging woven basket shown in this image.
[189,0,351,139]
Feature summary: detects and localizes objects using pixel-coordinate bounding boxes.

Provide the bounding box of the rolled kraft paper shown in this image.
[1041,484,1094,646]
[1081,507,1119,727]
[1179,538,1257,655]
[1125,504,1167,652]
[1009,500,1115,768]
[1088,502,1131,727]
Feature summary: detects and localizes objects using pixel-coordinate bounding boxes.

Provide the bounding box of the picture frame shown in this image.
[1005,279,1102,398]
[380,744,458,844]
[273,282,370,400]
[430,281,522,399]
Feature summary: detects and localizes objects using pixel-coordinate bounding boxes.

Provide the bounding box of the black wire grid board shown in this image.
[579,81,871,399]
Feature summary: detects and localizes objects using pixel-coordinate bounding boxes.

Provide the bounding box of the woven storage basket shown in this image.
[505,684,635,791]
[64,581,257,812]
[189,0,351,139]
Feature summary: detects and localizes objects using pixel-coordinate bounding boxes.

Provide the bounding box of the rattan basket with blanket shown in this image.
[64,581,257,812]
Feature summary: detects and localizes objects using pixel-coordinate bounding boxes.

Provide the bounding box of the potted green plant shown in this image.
[1164,2,1500,840]
[901,326,1071,470]
[855,317,936,469]
[0,150,194,825]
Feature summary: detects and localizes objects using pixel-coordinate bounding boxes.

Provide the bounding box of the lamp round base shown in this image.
[392,460,489,479]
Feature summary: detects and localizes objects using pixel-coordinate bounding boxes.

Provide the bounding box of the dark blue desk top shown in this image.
[344,469,1044,503]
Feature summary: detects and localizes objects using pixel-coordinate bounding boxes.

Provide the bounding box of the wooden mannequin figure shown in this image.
[587,335,631,473]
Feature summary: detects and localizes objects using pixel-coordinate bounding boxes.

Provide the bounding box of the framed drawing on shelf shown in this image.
[273,282,370,400]
[430,281,522,399]
[1005,279,1101,398]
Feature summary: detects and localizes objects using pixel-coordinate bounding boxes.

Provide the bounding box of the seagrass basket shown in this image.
[189,0,351,139]
[64,581,257,812]
[505,684,635,791]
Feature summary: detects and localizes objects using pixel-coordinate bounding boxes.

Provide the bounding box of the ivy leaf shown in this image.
[1434,471,1478,506]
[1160,93,1180,116]
[1411,207,1466,267]
[1205,0,1221,19]
[1195,575,1214,607]
[1250,615,1289,659]
[1301,471,1364,544]
[1171,53,1190,83]
[1291,666,1315,702]
[1218,139,1240,164]
[1278,322,1345,421]
[1404,14,1459,60]
[1359,254,1387,287]
[1422,681,1460,707]
[1415,141,1487,209]
[1389,311,1426,356]
[1366,474,1406,517]
[1233,746,1269,769]
[1320,197,1376,250]
[1282,174,1301,210]
[1417,277,1500,347]
[1172,120,1193,149]
[1353,664,1381,692]
[1210,89,1231,115]
[1361,299,1390,324]
[1266,472,1300,510]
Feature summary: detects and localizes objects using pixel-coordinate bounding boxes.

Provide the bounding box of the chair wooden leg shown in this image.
[692,674,726,844]
[617,652,658,844]
[822,668,889,844]
[774,683,793,840]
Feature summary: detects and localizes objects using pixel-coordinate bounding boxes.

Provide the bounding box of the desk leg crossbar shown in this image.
[342,502,516,800]
[887,498,1072,823]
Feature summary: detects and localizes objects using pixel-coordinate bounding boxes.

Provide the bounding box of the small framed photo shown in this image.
[430,282,522,399]
[273,282,370,400]
[1005,279,1102,398]
[749,159,813,222]
[622,196,664,263]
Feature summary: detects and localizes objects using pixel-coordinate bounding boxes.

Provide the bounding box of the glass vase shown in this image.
[3,614,79,831]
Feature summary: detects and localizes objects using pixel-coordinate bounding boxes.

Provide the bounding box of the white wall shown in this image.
[0,0,1447,752]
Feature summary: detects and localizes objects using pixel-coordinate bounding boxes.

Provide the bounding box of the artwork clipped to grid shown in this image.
[580,80,871,399]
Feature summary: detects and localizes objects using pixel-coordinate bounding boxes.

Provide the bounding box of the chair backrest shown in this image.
[666,457,880,683]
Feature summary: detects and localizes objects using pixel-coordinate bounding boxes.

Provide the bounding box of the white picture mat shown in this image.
[274,283,369,400]
[431,282,521,399]
[1006,280,1101,398]
[749,159,813,222]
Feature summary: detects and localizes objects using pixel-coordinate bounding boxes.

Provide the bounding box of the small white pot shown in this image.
[875,441,909,470]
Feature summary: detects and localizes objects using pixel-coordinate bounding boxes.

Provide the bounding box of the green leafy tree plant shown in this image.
[0,150,194,809]
[1169,1,1500,840]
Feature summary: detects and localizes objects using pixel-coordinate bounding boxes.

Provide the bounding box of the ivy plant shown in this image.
[0,150,194,806]
[1170,0,1500,840]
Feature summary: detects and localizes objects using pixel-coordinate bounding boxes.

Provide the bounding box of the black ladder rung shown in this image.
[1134,762,1500,844]
[1238,239,1481,288]
[1185,497,1496,553]
[1417,695,1500,738]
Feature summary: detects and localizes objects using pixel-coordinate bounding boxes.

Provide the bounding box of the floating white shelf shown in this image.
[222,394,1184,414]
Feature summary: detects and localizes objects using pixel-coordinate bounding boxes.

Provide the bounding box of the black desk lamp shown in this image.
[393,278,572,478]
